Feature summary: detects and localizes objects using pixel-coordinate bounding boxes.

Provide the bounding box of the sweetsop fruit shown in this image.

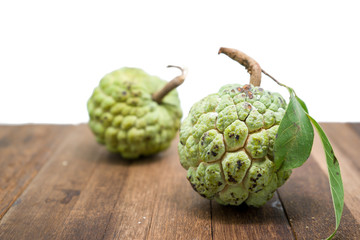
[87,66,184,159]
[178,48,292,207]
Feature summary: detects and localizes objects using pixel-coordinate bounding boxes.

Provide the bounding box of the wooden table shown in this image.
[0,123,359,239]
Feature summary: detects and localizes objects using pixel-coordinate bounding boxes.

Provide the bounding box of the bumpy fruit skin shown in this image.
[178,83,292,207]
[87,67,182,159]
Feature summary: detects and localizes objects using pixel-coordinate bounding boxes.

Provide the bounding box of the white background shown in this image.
[1,0,359,124]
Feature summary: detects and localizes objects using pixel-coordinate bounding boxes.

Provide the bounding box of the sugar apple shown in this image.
[178,48,292,207]
[88,66,185,159]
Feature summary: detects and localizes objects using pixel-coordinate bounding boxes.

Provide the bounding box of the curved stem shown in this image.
[152,65,187,104]
[218,47,262,86]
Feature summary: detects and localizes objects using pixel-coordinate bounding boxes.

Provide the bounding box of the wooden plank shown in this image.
[321,123,360,171]
[0,124,70,219]
[55,135,211,240]
[1,123,359,239]
[0,124,105,239]
[277,156,360,239]
[212,192,294,240]
[348,122,360,136]
[145,138,212,240]
[310,123,360,221]
[0,125,19,146]
[54,152,131,240]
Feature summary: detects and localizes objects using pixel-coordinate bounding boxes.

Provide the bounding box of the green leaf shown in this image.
[274,93,314,170]
[263,72,344,239]
[295,96,309,114]
[306,115,344,240]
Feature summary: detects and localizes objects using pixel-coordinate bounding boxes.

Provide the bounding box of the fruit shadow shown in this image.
[100,150,163,166]
[210,192,293,225]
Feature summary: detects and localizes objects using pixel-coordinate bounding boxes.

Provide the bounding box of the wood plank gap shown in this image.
[210,200,214,240]
[314,123,360,221]
[276,190,298,240]
[1,170,37,220]
[0,125,72,220]
[99,163,132,240]
[53,150,124,240]
[99,166,131,240]
[211,190,294,239]
[0,125,106,239]
[144,137,212,239]
[144,191,157,240]
[277,155,360,239]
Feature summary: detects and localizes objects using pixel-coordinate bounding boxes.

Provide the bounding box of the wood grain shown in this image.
[0,124,359,239]
[212,192,294,240]
[0,125,70,219]
[311,123,360,221]
[145,138,212,240]
[0,125,102,239]
[55,151,131,240]
[277,156,360,239]
[348,123,360,136]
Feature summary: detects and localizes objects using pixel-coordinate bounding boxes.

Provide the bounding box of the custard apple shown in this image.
[87,67,184,159]
[178,48,292,207]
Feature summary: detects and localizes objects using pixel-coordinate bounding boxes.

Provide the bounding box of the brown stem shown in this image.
[218,47,262,86]
[152,65,187,104]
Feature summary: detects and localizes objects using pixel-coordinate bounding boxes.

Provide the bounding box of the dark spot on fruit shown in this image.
[236,160,242,168]
[245,103,252,110]
[214,145,219,150]
[201,132,208,141]
[228,175,237,183]
[228,133,234,138]
[207,152,210,155]
[211,151,218,157]
[235,135,240,141]
[243,84,251,90]
[218,181,223,186]
[257,173,262,177]
[122,91,127,95]
[231,192,235,197]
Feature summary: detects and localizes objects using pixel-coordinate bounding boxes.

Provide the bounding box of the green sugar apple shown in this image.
[87,66,184,159]
[178,48,292,207]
